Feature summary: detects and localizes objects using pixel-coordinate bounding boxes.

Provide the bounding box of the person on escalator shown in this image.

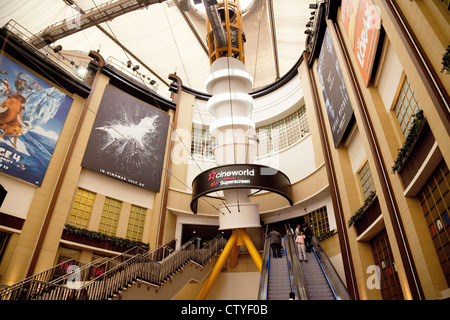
[302,224,313,253]
[266,229,282,258]
[295,231,308,262]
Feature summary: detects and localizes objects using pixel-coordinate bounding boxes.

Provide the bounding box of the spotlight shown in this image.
[132,65,139,71]
[310,11,315,15]
[306,21,312,28]
[53,45,63,53]
[44,36,53,45]
[77,67,88,77]
[304,29,314,35]
[127,60,132,68]
[150,80,156,85]
[309,4,318,9]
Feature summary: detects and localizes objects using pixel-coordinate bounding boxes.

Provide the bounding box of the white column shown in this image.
[205,57,260,230]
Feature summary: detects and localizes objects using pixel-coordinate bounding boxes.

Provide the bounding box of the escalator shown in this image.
[258,224,351,300]
[302,251,335,300]
[266,244,292,300]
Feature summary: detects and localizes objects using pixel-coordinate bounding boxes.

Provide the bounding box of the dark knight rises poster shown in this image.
[82,85,169,192]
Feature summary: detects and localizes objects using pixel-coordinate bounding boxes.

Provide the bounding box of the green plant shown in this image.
[316,229,336,241]
[63,224,149,250]
[391,109,425,174]
[348,191,377,228]
[441,45,450,74]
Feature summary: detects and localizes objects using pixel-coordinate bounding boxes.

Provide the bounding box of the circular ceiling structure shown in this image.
[0,0,313,98]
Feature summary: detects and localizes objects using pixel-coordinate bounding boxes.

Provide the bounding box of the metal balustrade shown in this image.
[0,236,226,300]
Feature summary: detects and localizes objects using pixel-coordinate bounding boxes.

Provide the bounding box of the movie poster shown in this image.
[341,0,381,87]
[81,85,169,192]
[317,28,354,147]
[0,54,73,186]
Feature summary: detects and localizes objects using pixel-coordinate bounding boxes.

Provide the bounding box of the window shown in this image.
[256,106,310,156]
[359,161,376,199]
[418,160,450,286]
[67,188,95,228]
[192,106,310,158]
[126,205,147,241]
[191,125,217,160]
[304,206,330,237]
[394,76,422,137]
[370,229,404,300]
[98,197,122,236]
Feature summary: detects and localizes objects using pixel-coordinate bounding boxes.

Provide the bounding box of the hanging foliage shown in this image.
[63,224,149,250]
[348,191,377,228]
[391,109,425,174]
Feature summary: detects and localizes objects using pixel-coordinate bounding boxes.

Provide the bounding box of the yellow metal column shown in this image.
[196,230,237,300]
[239,229,262,272]
[196,228,262,300]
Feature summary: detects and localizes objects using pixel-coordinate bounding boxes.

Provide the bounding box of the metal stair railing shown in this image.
[47,246,149,288]
[74,235,226,300]
[0,257,92,300]
[136,235,227,291]
[0,241,173,300]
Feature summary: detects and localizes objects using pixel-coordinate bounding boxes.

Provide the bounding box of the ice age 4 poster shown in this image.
[82,85,169,192]
[0,54,72,186]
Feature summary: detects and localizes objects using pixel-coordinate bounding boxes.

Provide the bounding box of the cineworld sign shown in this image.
[190,164,293,214]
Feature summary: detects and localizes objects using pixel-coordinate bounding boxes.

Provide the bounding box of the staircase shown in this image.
[0,235,227,300]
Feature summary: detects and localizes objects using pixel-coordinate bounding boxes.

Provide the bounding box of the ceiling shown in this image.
[0,0,313,98]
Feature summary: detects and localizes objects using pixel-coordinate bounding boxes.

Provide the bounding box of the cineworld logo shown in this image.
[191,164,293,214]
[208,168,255,187]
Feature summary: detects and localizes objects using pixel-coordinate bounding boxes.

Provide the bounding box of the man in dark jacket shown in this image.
[266,229,282,258]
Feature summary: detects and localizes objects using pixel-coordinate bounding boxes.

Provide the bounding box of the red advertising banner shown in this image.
[341,0,381,87]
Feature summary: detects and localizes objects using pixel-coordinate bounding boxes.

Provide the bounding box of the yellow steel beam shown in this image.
[196,228,262,300]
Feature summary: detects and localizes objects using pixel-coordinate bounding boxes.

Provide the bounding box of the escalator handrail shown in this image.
[311,246,338,299]
[283,236,293,293]
[257,236,271,300]
[311,236,352,300]
[284,226,309,300]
